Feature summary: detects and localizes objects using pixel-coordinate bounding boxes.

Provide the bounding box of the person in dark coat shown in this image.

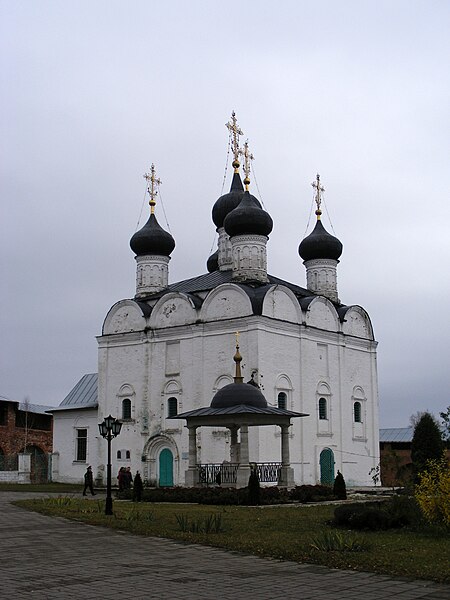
[125,466,133,489]
[83,466,95,496]
[117,467,126,491]
[133,471,144,502]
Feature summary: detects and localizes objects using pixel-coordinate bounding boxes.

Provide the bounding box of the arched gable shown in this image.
[103,300,147,335]
[303,297,339,332]
[341,306,374,340]
[317,381,331,396]
[163,380,182,395]
[262,285,301,323]
[117,383,135,397]
[200,283,253,322]
[213,375,233,393]
[150,293,197,329]
[275,374,293,390]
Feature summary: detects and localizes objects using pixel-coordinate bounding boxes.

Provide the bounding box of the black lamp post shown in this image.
[98,414,122,515]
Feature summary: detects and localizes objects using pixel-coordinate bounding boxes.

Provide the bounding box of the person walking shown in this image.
[83,466,95,496]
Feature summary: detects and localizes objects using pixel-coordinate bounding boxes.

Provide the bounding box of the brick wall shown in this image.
[0,400,53,456]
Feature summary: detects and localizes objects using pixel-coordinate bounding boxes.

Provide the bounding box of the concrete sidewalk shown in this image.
[1,492,448,600]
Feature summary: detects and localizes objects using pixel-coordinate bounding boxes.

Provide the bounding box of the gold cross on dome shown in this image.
[312,173,324,218]
[226,111,244,170]
[239,140,254,190]
[143,164,161,214]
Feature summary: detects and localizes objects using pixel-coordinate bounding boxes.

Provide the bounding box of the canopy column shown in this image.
[228,425,240,463]
[185,424,198,487]
[236,424,251,487]
[278,423,294,487]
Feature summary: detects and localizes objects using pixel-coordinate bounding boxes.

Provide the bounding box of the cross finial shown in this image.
[226,111,244,172]
[239,140,254,191]
[312,173,325,220]
[143,164,162,214]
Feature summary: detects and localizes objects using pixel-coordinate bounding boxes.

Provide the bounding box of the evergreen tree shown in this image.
[248,469,261,505]
[333,470,347,499]
[411,412,444,479]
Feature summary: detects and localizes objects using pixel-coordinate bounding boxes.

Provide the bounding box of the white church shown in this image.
[50,114,379,488]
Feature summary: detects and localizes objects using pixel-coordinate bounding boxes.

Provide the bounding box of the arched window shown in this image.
[168,397,178,418]
[354,401,362,423]
[117,450,122,459]
[126,450,131,459]
[122,398,132,420]
[318,397,327,420]
[278,392,287,410]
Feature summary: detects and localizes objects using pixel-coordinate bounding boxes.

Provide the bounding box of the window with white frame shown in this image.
[318,397,327,420]
[122,398,132,420]
[168,397,178,417]
[278,392,287,410]
[76,429,87,461]
[354,401,362,423]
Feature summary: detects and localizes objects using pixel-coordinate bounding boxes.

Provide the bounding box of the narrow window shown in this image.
[126,450,131,459]
[76,429,87,461]
[278,392,287,410]
[168,397,178,417]
[117,450,122,459]
[354,401,362,423]
[122,398,132,420]
[318,397,327,420]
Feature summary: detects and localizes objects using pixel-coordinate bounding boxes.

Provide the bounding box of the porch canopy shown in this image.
[170,340,308,488]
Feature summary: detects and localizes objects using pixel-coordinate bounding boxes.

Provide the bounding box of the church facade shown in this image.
[51,116,379,488]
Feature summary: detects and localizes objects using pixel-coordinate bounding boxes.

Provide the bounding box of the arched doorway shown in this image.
[159,448,173,487]
[320,448,335,485]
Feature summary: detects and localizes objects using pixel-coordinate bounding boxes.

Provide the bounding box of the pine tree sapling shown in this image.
[248,469,261,505]
[333,470,347,500]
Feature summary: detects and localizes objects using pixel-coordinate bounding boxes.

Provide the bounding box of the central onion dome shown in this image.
[207,249,219,272]
[298,219,342,261]
[223,191,273,237]
[130,213,175,257]
[212,172,262,229]
[210,340,268,409]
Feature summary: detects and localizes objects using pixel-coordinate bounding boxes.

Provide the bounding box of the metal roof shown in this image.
[171,405,308,418]
[379,427,414,443]
[49,373,98,412]
[18,402,54,415]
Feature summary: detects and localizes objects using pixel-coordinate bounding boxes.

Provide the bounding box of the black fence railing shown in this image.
[197,462,282,485]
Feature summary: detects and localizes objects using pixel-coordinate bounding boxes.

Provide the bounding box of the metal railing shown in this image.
[196,462,282,485]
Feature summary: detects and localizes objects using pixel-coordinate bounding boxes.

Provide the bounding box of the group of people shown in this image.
[118,466,144,501]
[83,465,144,501]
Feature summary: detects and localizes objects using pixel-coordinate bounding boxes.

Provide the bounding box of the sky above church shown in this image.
[1,0,449,428]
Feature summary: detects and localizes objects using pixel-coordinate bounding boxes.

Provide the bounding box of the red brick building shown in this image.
[0,398,53,482]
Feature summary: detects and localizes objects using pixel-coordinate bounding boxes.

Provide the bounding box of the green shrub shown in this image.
[332,497,421,531]
[333,471,347,500]
[311,529,370,552]
[290,485,334,503]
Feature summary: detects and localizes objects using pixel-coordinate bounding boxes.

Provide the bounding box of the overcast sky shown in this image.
[1,1,449,428]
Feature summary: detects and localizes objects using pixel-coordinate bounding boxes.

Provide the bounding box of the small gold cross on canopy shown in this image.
[143,164,162,214]
[312,173,324,219]
[226,111,244,171]
[235,330,240,347]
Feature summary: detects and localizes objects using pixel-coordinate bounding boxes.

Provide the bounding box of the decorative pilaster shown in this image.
[185,425,198,487]
[279,424,294,488]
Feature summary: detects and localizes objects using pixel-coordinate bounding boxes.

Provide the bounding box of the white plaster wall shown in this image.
[52,408,99,483]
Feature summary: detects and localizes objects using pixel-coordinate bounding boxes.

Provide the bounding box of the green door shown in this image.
[159,448,174,487]
[320,448,335,485]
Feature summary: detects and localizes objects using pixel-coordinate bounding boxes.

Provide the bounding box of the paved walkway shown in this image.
[1,492,448,600]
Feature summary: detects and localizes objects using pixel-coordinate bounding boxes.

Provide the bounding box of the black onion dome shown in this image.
[212,172,261,228]
[224,191,273,238]
[211,382,268,409]
[207,250,219,272]
[298,219,343,261]
[130,213,175,257]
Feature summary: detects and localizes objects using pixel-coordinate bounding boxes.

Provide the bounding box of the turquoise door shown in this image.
[320,448,335,485]
[159,448,174,487]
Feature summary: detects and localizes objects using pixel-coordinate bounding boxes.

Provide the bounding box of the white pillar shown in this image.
[185,425,198,487]
[236,425,251,488]
[279,424,295,488]
[18,453,31,484]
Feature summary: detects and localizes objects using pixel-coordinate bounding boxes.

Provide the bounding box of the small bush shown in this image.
[311,529,370,552]
[332,497,421,531]
[415,455,450,528]
[290,485,334,503]
[333,471,347,500]
[175,513,224,534]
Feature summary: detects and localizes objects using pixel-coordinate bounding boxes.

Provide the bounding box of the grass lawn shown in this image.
[15,496,450,583]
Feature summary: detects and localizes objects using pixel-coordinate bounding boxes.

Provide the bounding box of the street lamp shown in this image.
[98,414,122,515]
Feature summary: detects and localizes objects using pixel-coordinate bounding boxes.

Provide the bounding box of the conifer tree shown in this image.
[333,470,347,499]
[411,412,444,479]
